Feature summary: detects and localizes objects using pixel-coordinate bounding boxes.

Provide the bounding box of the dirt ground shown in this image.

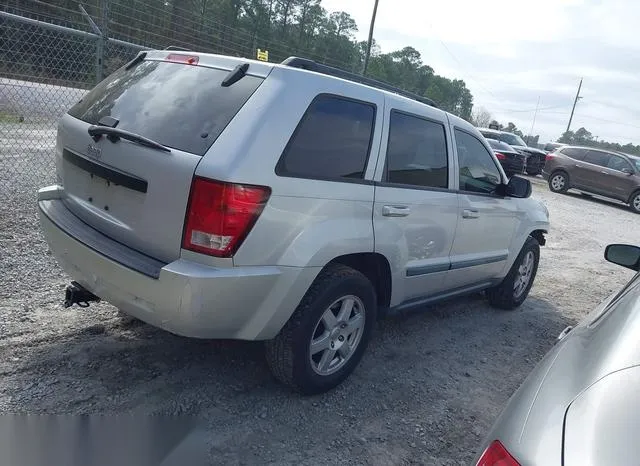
[1,175,638,465]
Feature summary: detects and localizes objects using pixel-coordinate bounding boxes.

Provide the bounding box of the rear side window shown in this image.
[560,147,587,160]
[68,60,264,155]
[276,95,376,181]
[384,111,448,189]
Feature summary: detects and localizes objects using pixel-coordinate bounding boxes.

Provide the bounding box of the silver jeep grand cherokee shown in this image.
[38,51,549,394]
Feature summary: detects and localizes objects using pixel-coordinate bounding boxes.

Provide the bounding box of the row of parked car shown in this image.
[477,127,548,177]
[475,127,640,214]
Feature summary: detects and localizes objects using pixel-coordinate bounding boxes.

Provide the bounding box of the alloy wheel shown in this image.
[309,295,366,376]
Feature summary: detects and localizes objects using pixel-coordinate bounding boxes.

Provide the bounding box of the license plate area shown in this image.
[63,148,148,194]
[86,172,112,211]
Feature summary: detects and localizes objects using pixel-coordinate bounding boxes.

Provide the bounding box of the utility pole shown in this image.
[528,95,540,145]
[566,78,583,134]
[362,0,380,76]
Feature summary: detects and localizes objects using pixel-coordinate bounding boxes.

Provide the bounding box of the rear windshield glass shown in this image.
[500,133,527,147]
[68,60,264,155]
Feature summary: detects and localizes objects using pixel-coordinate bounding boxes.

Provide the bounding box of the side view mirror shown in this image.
[504,175,532,198]
[622,168,634,175]
[605,244,640,271]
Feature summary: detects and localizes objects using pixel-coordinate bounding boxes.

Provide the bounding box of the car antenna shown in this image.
[222,63,249,87]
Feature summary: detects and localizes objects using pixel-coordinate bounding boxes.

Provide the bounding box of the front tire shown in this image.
[548,171,569,193]
[486,237,540,310]
[630,191,640,214]
[265,264,376,395]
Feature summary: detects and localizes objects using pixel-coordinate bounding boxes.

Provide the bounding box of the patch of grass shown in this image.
[0,111,24,123]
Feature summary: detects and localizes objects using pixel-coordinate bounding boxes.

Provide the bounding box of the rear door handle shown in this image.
[382,205,410,217]
[600,171,609,174]
[462,209,479,219]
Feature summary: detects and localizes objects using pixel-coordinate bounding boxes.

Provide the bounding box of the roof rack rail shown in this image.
[281,57,438,108]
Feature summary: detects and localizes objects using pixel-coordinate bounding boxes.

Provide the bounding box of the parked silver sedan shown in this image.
[475,243,640,466]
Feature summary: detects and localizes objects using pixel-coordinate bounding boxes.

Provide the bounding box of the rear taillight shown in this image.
[546,152,556,161]
[495,152,507,160]
[476,440,520,466]
[182,177,271,257]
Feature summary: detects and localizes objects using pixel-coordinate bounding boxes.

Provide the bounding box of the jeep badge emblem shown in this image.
[87,144,102,160]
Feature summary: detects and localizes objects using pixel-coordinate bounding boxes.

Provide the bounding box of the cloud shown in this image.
[321,0,640,145]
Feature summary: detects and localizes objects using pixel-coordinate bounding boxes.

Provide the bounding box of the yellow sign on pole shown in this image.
[257,49,269,62]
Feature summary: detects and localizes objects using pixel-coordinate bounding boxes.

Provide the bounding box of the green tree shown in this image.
[504,122,524,138]
[9,0,477,113]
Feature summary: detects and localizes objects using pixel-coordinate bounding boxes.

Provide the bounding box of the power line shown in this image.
[586,98,640,116]
[499,104,572,114]
[575,114,640,130]
[435,39,502,101]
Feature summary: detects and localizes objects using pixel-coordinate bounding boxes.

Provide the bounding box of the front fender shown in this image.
[504,197,550,272]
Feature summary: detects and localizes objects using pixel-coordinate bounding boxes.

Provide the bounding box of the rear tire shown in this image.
[548,171,569,193]
[630,191,640,214]
[265,264,376,395]
[486,237,540,310]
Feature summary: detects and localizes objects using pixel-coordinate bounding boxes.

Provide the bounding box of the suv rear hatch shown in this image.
[57,52,270,263]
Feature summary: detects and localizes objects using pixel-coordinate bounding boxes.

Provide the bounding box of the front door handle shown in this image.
[382,205,410,217]
[462,209,479,219]
[600,171,609,175]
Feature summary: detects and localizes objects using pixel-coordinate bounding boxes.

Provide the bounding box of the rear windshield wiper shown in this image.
[88,126,171,153]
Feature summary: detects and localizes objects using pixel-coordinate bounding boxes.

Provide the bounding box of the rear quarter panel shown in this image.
[194,67,386,268]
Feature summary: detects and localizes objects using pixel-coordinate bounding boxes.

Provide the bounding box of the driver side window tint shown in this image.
[607,155,631,172]
[455,129,502,194]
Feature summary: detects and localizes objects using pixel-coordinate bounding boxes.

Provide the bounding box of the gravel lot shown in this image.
[1,143,639,464]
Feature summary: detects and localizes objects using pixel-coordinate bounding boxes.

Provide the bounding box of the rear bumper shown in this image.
[38,186,319,340]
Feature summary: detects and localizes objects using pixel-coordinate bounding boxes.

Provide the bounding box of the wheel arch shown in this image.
[327,252,392,313]
[627,189,640,204]
[530,229,547,246]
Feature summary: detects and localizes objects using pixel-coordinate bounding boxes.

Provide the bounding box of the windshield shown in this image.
[500,133,527,147]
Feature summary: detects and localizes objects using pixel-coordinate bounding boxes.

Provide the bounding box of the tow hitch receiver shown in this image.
[64,281,100,308]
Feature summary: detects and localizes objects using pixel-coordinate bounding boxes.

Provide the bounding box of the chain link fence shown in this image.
[1,1,347,200]
[0,8,144,199]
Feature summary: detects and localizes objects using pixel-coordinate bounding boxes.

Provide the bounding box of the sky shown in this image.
[322,0,640,146]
